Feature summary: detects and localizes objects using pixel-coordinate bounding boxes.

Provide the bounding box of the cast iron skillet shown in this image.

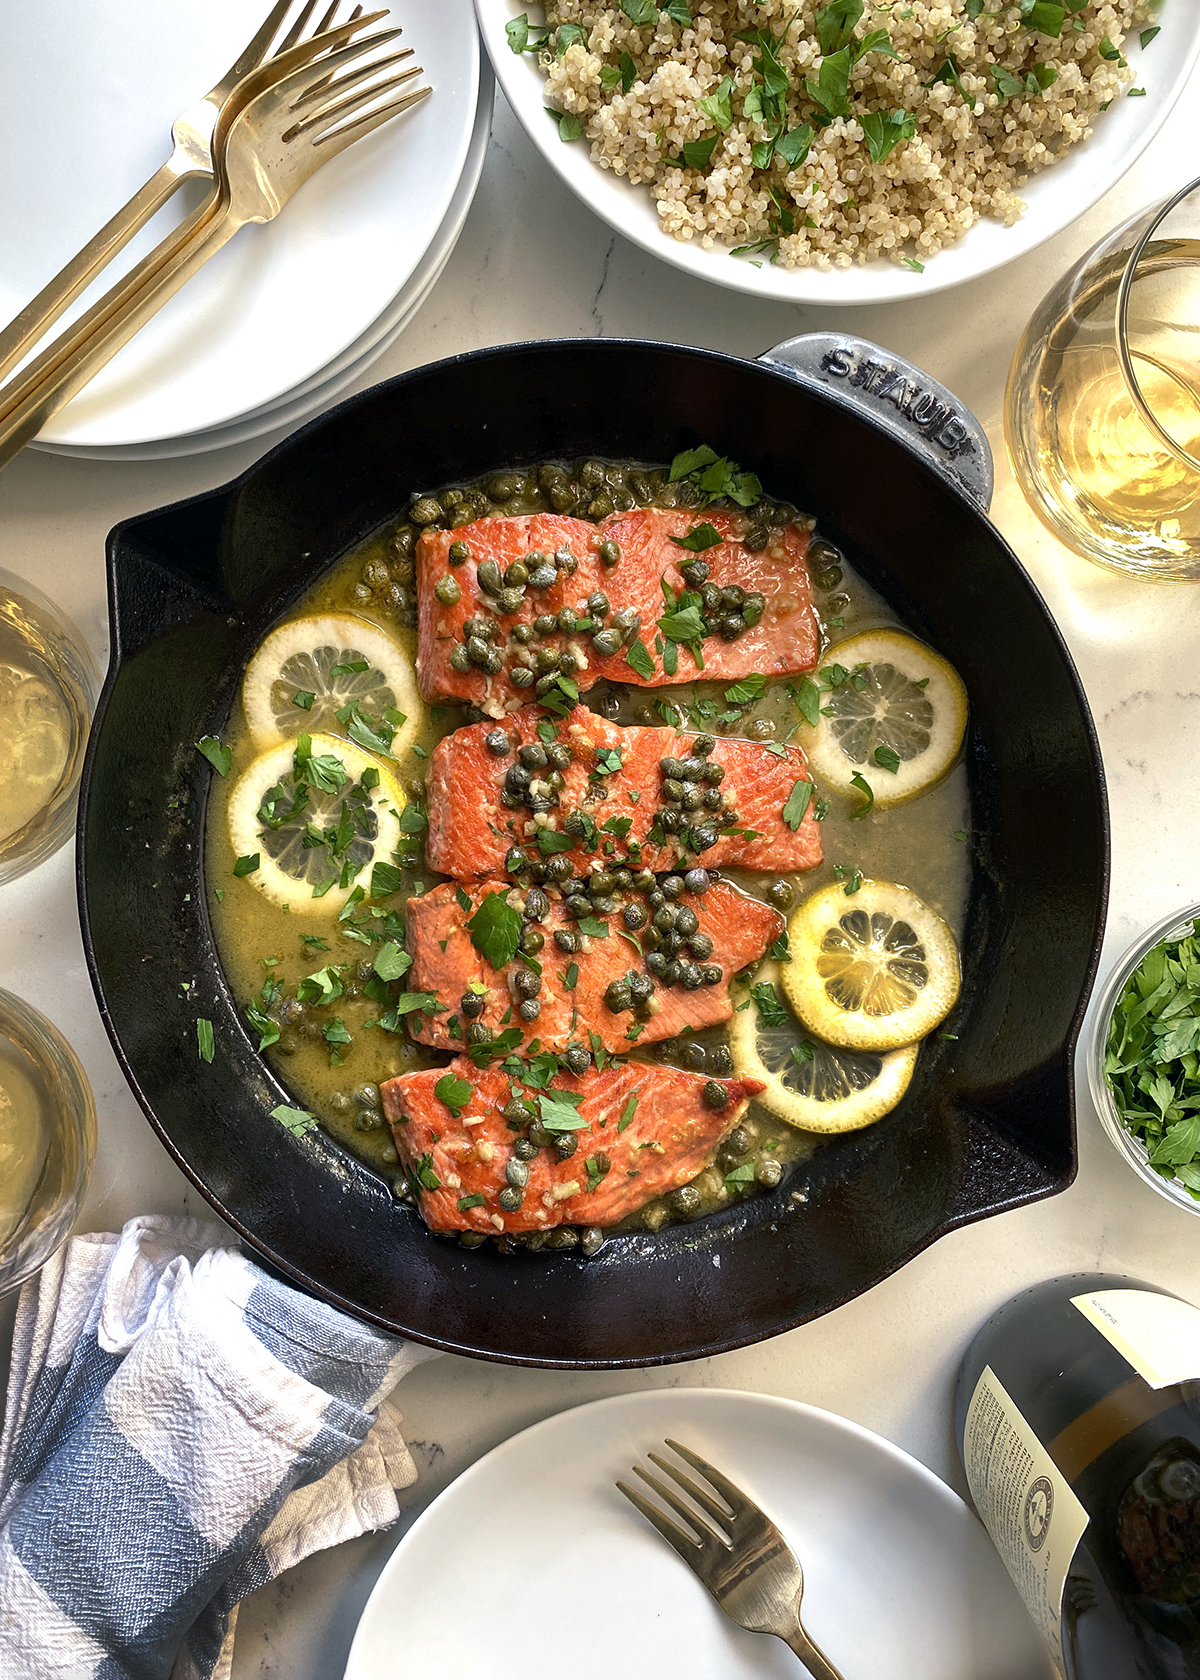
[79,335,1108,1368]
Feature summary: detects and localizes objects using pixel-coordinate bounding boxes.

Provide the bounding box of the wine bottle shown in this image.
[955,1274,1200,1679]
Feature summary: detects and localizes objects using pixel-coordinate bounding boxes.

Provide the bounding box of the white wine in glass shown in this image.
[1007,180,1200,580]
[0,569,98,884]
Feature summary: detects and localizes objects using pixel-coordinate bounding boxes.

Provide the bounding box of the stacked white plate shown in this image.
[0,0,489,461]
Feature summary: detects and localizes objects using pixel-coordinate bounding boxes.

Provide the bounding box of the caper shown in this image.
[535,646,560,675]
[512,666,536,688]
[679,559,711,588]
[554,1132,578,1161]
[449,645,472,674]
[520,928,545,955]
[477,560,503,598]
[498,1185,525,1212]
[511,624,535,648]
[661,931,684,957]
[757,1159,783,1188]
[506,1157,530,1188]
[679,786,701,812]
[674,906,699,939]
[702,761,726,786]
[670,1184,702,1216]
[543,855,573,883]
[628,973,655,1006]
[466,636,491,667]
[580,1227,606,1256]
[555,929,582,954]
[632,868,656,891]
[556,607,578,634]
[808,539,842,574]
[506,764,532,794]
[565,895,591,921]
[525,886,550,921]
[652,907,677,935]
[741,592,765,628]
[580,460,605,490]
[598,538,621,568]
[466,1021,493,1046]
[687,934,715,962]
[605,980,633,1013]
[518,742,548,771]
[701,964,723,986]
[461,990,486,1019]
[662,875,685,900]
[749,717,775,742]
[647,888,666,910]
[349,582,373,604]
[662,959,681,986]
[411,496,442,525]
[545,741,572,770]
[591,627,623,657]
[557,652,579,676]
[680,962,704,990]
[463,615,497,643]
[434,574,461,606]
[539,463,568,490]
[717,615,743,642]
[463,705,486,724]
[554,546,579,574]
[564,1043,591,1076]
[496,587,525,615]
[623,903,648,931]
[767,878,795,910]
[582,590,609,619]
[743,523,770,552]
[528,564,557,590]
[504,1098,531,1125]
[514,969,542,1000]
[529,1122,555,1149]
[676,479,701,507]
[518,999,541,1023]
[692,825,718,852]
[661,777,683,804]
[484,649,503,676]
[680,1042,707,1071]
[701,788,722,811]
[700,583,723,614]
[485,728,511,756]
[489,473,519,502]
[514,1135,538,1160]
[646,951,668,977]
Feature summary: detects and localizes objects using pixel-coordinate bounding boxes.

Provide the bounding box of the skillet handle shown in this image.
[758,332,993,512]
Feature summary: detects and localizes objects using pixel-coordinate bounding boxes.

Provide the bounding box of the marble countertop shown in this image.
[3,73,1200,1680]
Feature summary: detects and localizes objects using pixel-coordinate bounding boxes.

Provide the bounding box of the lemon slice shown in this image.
[226,732,405,913]
[731,962,918,1133]
[241,613,421,759]
[804,628,967,807]
[782,880,960,1051]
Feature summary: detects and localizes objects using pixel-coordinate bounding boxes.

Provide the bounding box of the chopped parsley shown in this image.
[625,638,656,680]
[195,736,231,776]
[435,1071,474,1118]
[669,522,723,553]
[873,745,901,775]
[848,772,874,819]
[458,1192,486,1211]
[782,778,814,831]
[467,889,522,970]
[538,1089,589,1131]
[272,1104,316,1136]
[233,853,260,877]
[196,1018,215,1063]
[750,981,789,1029]
[618,1091,639,1133]
[585,1152,612,1193]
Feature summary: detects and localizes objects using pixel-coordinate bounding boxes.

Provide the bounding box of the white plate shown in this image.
[31,67,495,462]
[477,0,1200,305]
[345,1389,1046,1680]
[0,0,479,447]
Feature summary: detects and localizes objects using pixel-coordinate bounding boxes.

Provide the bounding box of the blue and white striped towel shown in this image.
[0,1214,438,1680]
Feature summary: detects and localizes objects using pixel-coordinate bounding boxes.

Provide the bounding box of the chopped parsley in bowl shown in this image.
[1089,904,1200,1212]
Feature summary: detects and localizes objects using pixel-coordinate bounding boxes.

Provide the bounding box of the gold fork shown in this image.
[0,28,428,468]
[0,0,383,386]
[617,1438,847,1680]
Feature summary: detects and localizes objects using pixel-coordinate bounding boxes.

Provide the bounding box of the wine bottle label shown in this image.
[963,1365,1090,1678]
[1071,1288,1200,1388]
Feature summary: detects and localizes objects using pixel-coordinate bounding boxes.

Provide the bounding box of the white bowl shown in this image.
[476,0,1200,304]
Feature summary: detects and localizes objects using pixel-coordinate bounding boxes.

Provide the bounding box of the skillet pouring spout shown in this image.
[79,337,1108,1367]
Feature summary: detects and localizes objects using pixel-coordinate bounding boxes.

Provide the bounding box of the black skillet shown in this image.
[79,335,1108,1368]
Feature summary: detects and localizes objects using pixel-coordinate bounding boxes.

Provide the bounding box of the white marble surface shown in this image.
[3,75,1200,1680]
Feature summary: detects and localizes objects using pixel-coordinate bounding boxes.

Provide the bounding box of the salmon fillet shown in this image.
[426,703,823,881]
[415,508,817,713]
[382,1058,763,1234]
[405,878,783,1054]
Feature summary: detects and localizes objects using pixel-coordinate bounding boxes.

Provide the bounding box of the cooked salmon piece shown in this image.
[405,878,783,1054]
[382,1058,764,1235]
[426,703,823,880]
[416,508,817,713]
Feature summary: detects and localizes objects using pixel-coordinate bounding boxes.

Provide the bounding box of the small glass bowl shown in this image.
[0,990,96,1296]
[1086,902,1200,1217]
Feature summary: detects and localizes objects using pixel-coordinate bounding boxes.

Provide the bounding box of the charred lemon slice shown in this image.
[226,732,405,913]
[782,880,959,1051]
[731,962,918,1133]
[241,612,421,760]
[804,628,967,808]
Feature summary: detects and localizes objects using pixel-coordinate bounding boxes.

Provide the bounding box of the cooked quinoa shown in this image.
[535,0,1148,268]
